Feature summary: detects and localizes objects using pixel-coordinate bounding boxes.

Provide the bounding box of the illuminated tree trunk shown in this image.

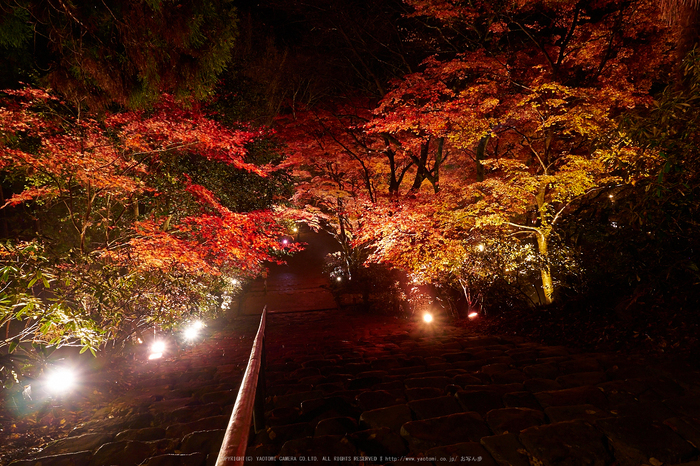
[336,196,353,279]
[535,185,554,304]
[536,230,554,305]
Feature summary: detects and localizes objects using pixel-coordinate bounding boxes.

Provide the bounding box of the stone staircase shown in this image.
[8,316,260,466]
[247,310,700,466]
[8,309,700,466]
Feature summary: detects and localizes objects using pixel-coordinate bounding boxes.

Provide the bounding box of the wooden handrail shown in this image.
[215,307,267,465]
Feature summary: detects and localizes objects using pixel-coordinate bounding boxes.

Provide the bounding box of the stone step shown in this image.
[253,311,700,465]
[10,310,700,466]
[7,316,260,466]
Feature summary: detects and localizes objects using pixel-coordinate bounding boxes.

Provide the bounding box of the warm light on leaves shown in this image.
[0,87,292,356]
[282,0,676,307]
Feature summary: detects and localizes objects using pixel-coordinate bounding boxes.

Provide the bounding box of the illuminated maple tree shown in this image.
[365,0,676,304]
[277,103,374,280]
[282,0,678,306]
[0,87,290,353]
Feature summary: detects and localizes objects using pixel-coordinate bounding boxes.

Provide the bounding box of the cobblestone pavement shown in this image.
[7,315,261,466]
[251,310,700,466]
[9,308,700,466]
[240,228,337,315]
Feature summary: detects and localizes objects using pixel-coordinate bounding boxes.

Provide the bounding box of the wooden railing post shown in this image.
[215,307,267,466]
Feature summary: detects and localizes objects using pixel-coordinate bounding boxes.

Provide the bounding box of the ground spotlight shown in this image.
[468,312,479,319]
[45,366,77,395]
[149,341,165,360]
[151,341,165,352]
[423,312,434,323]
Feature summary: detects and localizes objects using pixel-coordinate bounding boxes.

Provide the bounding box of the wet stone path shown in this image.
[7,307,700,466]
[7,315,261,466]
[251,310,700,466]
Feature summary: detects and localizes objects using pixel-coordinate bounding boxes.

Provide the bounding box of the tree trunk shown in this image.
[676,3,700,68]
[336,196,353,280]
[411,140,431,190]
[536,231,554,304]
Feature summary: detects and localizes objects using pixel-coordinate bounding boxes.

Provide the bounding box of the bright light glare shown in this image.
[476,243,485,252]
[45,367,76,394]
[184,321,203,340]
[292,227,298,233]
[184,327,198,340]
[282,239,289,245]
[468,312,478,319]
[151,341,165,353]
[149,341,165,359]
[336,276,342,282]
[423,312,434,323]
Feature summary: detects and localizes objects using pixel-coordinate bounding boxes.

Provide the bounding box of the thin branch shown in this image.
[556,3,581,67]
[514,21,558,73]
[506,221,545,240]
[551,186,607,225]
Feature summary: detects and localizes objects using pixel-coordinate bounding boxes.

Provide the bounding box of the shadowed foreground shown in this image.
[4,307,700,465]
